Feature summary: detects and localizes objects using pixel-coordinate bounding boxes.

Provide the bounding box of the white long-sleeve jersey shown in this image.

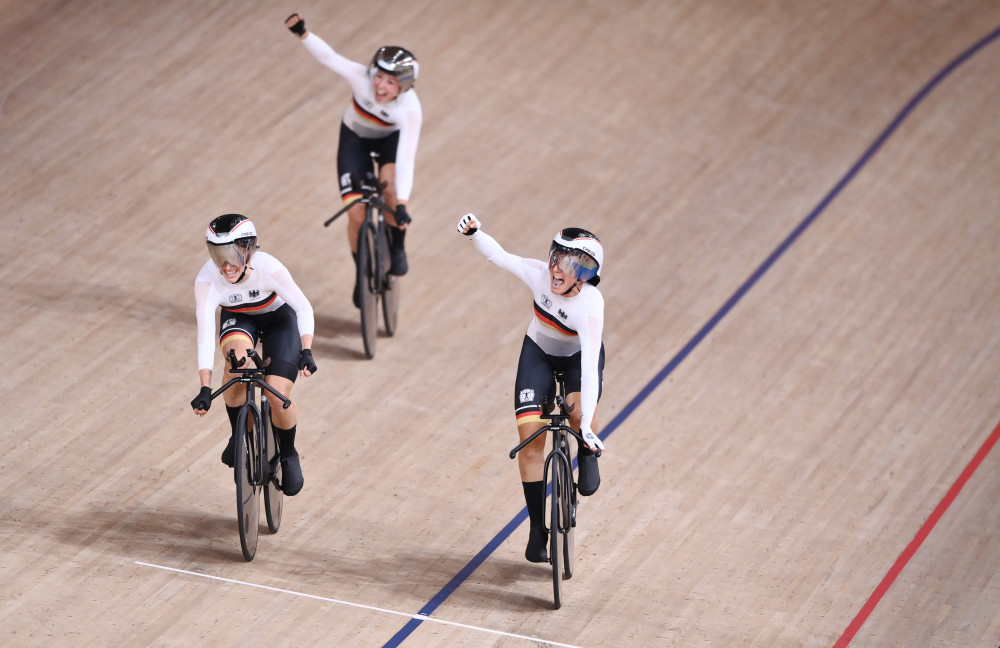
[194,253,315,371]
[470,230,605,432]
[301,33,422,201]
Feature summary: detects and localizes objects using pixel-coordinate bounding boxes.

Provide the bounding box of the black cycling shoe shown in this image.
[525,526,548,563]
[389,227,408,275]
[280,451,304,496]
[577,447,600,496]
[390,246,408,276]
[221,433,235,467]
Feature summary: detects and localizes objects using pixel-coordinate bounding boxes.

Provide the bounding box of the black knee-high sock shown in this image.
[273,424,297,457]
[226,405,240,435]
[391,226,406,249]
[522,480,545,531]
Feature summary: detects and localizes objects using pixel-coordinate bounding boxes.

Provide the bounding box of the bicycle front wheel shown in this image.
[550,458,564,609]
[262,402,282,534]
[235,406,261,561]
[357,220,379,359]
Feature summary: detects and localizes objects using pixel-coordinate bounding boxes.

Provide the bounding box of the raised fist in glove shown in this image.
[285,13,307,37]
[457,213,480,236]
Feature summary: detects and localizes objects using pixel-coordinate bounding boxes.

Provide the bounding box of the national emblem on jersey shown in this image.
[519,388,535,404]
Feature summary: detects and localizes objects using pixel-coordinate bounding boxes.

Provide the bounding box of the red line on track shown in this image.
[833,419,1000,647]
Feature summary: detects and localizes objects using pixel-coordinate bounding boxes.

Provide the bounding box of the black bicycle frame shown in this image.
[211,349,291,485]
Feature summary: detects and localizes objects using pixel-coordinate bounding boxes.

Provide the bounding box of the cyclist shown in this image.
[190,214,317,496]
[285,12,422,307]
[457,214,606,563]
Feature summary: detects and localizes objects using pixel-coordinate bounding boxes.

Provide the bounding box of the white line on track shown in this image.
[135,561,582,648]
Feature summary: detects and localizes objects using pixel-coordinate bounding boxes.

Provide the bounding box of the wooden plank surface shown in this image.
[2,1,1000,646]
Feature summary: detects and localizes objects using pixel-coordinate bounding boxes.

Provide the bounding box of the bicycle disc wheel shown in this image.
[235,406,261,561]
[262,404,282,534]
[379,224,400,337]
[550,462,563,609]
[357,221,379,359]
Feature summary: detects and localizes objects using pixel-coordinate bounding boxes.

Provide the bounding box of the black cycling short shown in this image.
[513,335,605,426]
[337,123,399,199]
[219,303,301,382]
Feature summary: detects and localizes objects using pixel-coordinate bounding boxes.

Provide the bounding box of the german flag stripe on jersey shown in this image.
[220,330,253,348]
[352,98,394,127]
[226,292,278,313]
[341,192,363,206]
[533,301,577,337]
[516,409,543,425]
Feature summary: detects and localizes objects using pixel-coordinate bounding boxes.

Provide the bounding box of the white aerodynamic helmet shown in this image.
[549,227,603,286]
[206,213,258,269]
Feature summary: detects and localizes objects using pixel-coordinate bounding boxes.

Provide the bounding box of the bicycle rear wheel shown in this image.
[379,223,400,337]
[357,220,379,359]
[262,402,282,534]
[550,457,564,609]
[235,406,261,561]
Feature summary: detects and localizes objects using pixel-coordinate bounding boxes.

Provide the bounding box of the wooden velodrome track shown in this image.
[3,1,1000,646]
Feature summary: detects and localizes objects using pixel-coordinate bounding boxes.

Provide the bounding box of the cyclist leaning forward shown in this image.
[285,12,422,307]
[190,214,317,496]
[457,214,606,563]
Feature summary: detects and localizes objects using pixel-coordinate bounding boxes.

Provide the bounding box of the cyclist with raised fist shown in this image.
[285,12,422,307]
[456,213,607,563]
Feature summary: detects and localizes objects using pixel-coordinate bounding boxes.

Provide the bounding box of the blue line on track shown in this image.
[381,22,1000,648]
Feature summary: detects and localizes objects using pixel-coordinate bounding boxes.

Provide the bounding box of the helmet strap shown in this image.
[558,279,582,297]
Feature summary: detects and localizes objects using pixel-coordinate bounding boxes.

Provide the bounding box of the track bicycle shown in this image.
[208,348,291,561]
[324,152,401,359]
[509,371,601,609]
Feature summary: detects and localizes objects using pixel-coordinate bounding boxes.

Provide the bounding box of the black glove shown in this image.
[394,203,412,227]
[286,13,306,36]
[191,386,213,411]
[299,348,317,374]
